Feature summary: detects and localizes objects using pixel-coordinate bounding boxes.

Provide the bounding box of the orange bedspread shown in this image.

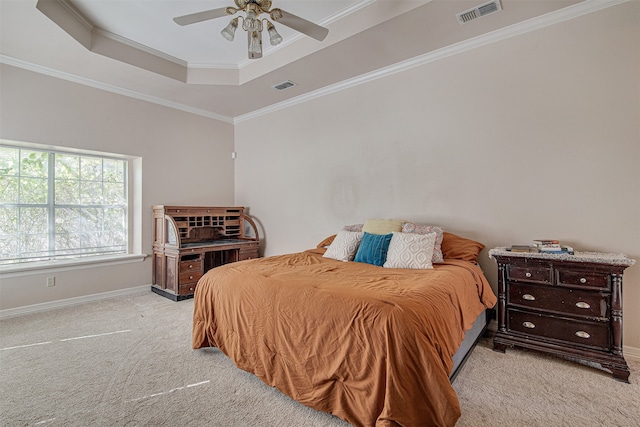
[193,250,496,427]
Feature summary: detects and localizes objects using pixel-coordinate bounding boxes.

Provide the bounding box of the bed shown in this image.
[193,227,497,427]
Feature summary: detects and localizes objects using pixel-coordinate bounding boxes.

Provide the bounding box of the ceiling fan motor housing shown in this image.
[235,0,272,13]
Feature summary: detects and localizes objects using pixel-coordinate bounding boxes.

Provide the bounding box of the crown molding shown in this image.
[2,0,627,125]
[56,0,93,31]
[234,0,628,124]
[92,27,187,68]
[0,54,234,124]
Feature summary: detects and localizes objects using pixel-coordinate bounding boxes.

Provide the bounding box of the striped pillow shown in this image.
[354,232,393,266]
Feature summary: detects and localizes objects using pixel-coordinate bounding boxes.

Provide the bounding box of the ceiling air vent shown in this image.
[456,0,502,24]
[272,80,297,91]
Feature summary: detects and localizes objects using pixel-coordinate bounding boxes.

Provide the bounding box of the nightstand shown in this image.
[489,248,636,382]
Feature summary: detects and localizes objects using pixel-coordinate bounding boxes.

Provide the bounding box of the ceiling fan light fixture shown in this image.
[173,0,329,59]
[248,30,263,59]
[267,21,283,46]
[221,17,239,41]
[243,7,261,32]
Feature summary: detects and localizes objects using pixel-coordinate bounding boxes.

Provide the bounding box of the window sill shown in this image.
[0,254,148,279]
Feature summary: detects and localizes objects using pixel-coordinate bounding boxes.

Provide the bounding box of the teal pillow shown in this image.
[354,232,393,266]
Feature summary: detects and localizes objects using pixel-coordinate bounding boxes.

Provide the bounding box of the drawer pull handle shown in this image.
[579,278,587,284]
[525,272,532,278]
[189,275,193,280]
[575,331,591,339]
[522,321,536,329]
[522,294,536,301]
[575,301,591,309]
[189,264,193,269]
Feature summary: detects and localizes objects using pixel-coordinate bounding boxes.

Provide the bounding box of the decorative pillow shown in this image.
[383,232,435,270]
[354,232,393,266]
[317,234,336,248]
[441,232,485,263]
[362,219,405,235]
[343,224,364,232]
[323,231,363,262]
[401,222,444,263]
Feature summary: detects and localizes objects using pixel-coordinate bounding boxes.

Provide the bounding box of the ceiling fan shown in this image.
[173,0,329,59]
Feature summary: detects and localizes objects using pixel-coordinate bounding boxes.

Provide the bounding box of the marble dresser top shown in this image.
[489,247,636,267]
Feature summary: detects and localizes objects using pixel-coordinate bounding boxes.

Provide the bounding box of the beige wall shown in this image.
[0,1,638,353]
[0,64,235,309]
[235,3,640,349]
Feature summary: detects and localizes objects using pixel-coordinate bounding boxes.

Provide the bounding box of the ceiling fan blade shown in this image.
[272,9,329,41]
[173,8,230,26]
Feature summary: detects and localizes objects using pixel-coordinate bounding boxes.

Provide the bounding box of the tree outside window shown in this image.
[0,145,127,264]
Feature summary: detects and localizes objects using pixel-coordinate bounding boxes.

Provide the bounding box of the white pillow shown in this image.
[401,222,444,263]
[383,232,436,269]
[323,230,364,262]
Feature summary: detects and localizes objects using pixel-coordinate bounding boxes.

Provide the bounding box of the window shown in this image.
[0,144,128,265]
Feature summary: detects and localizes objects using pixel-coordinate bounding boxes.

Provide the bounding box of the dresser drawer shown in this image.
[556,269,610,290]
[179,283,197,295]
[179,271,203,284]
[239,248,258,261]
[179,259,203,274]
[507,264,552,284]
[165,208,187,215]
[507,309,609,351]
[508,283,609,319]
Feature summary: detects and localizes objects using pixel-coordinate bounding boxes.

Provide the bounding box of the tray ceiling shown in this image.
[1,0,600,121]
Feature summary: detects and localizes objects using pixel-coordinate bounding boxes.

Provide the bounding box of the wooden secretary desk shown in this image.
[152,206,259,301]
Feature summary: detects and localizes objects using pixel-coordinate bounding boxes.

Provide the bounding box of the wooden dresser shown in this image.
[489,248,635,382]
[152,206,259,301]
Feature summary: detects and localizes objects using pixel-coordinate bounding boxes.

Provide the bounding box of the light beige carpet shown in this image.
[1,291,638,426]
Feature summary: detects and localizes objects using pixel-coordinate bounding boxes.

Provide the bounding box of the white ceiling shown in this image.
[72,0,364,66]
[1,0,593,122]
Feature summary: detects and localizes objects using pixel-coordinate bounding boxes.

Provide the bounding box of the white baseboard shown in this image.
[0,285,150,320]
[624,345,640,363]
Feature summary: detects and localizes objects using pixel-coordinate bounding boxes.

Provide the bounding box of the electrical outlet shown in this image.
[46,276,55,287]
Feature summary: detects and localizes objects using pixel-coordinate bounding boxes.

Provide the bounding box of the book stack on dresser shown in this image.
[532,239,573,254]
[508,239,573,254]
